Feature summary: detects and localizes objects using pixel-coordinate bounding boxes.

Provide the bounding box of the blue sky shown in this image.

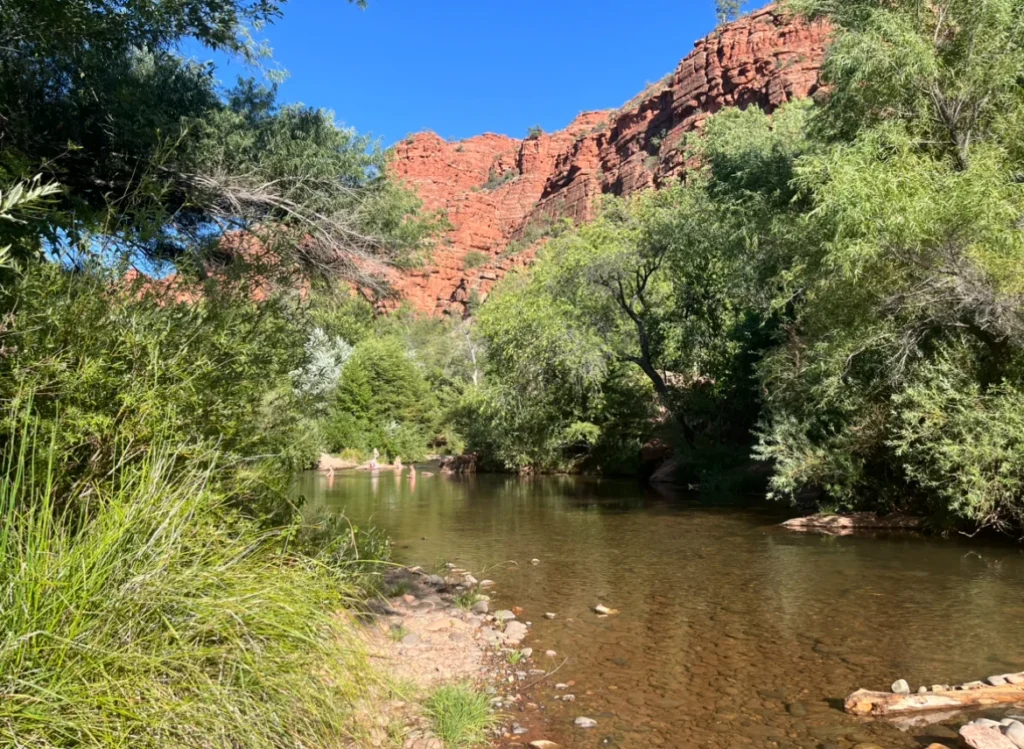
[199,1,727,146]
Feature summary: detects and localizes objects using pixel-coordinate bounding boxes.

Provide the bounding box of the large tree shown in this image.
[0,0,433,286]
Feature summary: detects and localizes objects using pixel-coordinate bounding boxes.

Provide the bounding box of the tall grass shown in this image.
[0,431,370,748]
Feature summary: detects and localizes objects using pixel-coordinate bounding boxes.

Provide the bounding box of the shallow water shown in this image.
[296,470,1024,749]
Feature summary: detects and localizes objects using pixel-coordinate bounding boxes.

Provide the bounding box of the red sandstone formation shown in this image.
[387,5,831,315]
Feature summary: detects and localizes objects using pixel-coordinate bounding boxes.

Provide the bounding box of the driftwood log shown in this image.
[846,685,1024,716]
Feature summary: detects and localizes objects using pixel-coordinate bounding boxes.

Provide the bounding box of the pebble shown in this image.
[593,604,611,615]
[891,679,910,695]
[544,612,557,619]
[562,694,576,702]
[520,647,533,659]
[971,719,1004,729]
[918,685,929,693]
[427,575,444,587]
[512,723,529,735]
[1004,721,1024,749]
[989,674,1009,686]
[528,741,561,749]
[471,601,488,615]
[479,580,496,589]
[851,744,884,749]
[786,702,807,717]
[555,683,569,690]
[931,684,948,692]
[574,717,597,728]
[463,574,478,586]
[494,610,516,621]
[531,558,541,565]
[545,650,557,657]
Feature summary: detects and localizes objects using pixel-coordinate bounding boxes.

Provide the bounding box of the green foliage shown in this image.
[463,250,489,269]
[323,336,435,461]
[716,0,743,25]
[423,684,498,748]
[0,433,371,748]
[526,125,544,140]
[481,166,519,191]
[0,0,434,282]
[0,264,319,520]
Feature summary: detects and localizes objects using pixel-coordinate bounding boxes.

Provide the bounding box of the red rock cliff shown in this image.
[387,6,830,315]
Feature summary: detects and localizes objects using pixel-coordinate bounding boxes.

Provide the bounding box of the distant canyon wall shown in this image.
[386,5,831,315]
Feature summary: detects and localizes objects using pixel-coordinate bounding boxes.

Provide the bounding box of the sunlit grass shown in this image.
[0,426,373,748]
[423,683,498,748]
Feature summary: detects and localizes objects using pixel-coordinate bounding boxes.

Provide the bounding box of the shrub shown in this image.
[463,251,489,269]
[480,166,518,191]
[525,125,544,140]
[0,263,316,520]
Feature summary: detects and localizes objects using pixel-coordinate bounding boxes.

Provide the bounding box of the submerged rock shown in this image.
[891,679,910,695]
[574,717,597,728]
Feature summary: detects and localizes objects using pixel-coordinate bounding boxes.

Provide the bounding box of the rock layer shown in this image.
[387,5,831,314]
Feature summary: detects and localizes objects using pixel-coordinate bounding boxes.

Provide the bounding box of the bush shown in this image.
[480,166,518,191]
[525,125,544,140]
[463,251,489,269]
[0,263,319,521]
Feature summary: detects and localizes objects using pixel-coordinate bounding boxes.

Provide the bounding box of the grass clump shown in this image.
[423,683,497,747]
[0,433,369,749]
[453,588,482,610]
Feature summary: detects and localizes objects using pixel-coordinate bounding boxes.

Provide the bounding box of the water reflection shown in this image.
[295,470,1024,749]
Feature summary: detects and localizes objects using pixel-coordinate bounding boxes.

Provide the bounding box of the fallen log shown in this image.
[846,684,1024,716]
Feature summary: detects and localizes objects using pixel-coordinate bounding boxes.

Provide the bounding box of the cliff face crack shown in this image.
[386,5,831,316]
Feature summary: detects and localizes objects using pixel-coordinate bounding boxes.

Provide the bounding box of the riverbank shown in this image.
[352,564,568,748]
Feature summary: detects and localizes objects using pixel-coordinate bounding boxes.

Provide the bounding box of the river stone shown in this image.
[544,612,557,619]
[574,717,597,728]
[851,744,885,749]
[545,650,557,657]
[918,685,929,693]
[528,742,561,749]
[494,610,516,622]
[891,679,911,694]
[471,601,488,615]
[972,719,1004,729]
[520,647,533,659]
[427,575,444,587]
[503,621,528,643]
[786,702,807,717]
[990,674,1010,686]
[1004,721,1024,749]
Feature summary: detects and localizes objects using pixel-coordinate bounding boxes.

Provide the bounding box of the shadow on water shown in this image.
[295,469,1024,749]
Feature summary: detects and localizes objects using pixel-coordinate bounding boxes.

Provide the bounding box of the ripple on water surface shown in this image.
[295,470,1024,749]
